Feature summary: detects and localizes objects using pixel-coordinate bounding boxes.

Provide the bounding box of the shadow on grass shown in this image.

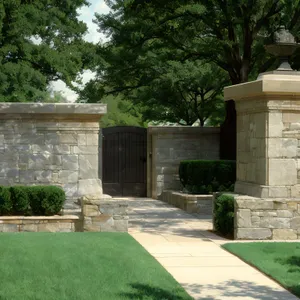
[276,256,300,273]
[120,283,191,300]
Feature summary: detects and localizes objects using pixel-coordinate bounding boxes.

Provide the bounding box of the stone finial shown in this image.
[265,26,300,71]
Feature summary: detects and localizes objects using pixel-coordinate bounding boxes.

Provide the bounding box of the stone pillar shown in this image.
[225,73,300,199]
[0,103,106,208]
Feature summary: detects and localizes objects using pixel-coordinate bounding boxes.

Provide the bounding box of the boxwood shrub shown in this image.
[213,193,234,238]
[179,160,236,194]
[0,185,65,216]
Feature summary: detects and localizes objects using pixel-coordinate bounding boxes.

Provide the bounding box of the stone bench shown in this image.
[160,190,213,214]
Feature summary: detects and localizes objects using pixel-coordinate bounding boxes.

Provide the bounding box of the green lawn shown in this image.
[223,242,300,298]
[0,232,192,300]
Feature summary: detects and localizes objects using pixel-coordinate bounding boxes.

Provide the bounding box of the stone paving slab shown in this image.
[122,197,299,300]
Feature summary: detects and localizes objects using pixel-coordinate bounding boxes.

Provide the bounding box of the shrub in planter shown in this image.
[10,186,31,215]
[39,186,65,216]
[0,185,66,216]
[28,186,65,216]
[213,194,234,237]
[179,160,236,194]
[0,187,13,215]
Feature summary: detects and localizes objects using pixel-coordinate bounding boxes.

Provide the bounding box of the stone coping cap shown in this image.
[166,190,213,198]
[224,78,300,101]
[0,215,79,220]
[82,199,128,206]
[148,126,220,134]
[0,103,107,115]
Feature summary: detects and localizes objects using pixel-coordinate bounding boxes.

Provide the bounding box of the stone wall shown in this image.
[147,127,220,199]
[81,196,128,232]
[0,103,106,208]
[0,216,79,232]
[161,190,213,214]
[235,195,300,240]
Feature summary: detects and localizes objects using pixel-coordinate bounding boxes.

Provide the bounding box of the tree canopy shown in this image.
[0,0,92,102]
[78,0,300,126]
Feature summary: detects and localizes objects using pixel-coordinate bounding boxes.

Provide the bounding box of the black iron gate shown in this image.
[102,126,147,197]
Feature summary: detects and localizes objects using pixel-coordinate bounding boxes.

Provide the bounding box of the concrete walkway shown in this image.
[124,197,298,300]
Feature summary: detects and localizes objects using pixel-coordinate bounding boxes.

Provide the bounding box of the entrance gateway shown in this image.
[102,126,147,197]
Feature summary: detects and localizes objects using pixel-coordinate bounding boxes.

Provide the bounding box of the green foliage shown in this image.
[0,186,65,216]
[0,0,92,102]
[214,194,234,237]
[179,160,236,194]
[0,187,12,215]
[10,186,31,215]
[99,95,147,127]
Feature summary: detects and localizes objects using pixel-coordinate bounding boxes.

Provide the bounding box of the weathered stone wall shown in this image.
[0,103,106,208]
[161,190,213,214]
[81,197,128,232]
[147,127,220,199]
[0,216,79,232]
[235,195,300,240]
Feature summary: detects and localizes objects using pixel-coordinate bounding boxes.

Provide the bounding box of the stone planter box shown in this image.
[160,190,213,214]
[81,197,129,232]
[0,215,80,232]
[235,195,300,240]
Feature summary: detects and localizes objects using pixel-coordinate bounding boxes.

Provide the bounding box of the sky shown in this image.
[50,0,110,102]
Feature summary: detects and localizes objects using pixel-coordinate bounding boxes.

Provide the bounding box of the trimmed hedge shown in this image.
[0,186,65,216]
[213,193,234,237]
[179,160,236,194]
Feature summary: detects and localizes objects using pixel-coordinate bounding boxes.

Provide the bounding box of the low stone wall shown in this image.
[0,215,80,232]
[235,195,300,240]
[160,190,213,214]
[81,197,128,232]
[147,127,220,199]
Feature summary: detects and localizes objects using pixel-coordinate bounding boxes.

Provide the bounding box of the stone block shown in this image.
[114,219,128,232]
[236,228,272,240]
[78,134,86,145]
[62,155,78,171]
[236,209,252,228]
[53,145,71,154]
[268,159,297,186]
[268,186,290,198]
[58,170,78,184]
[79,155,98,179]
[291,185,300,198]
[78,179,102,198]
[63,183,78,198]
[33,170,52,183]
[37,223,60,232]
[277,210,293,218]
[86,134,99,146]
[273,229,297,240]
[59,133,78,144]
[260,217,290,229]
[83,204,100,217]
[291,217,300,229]
[236,198,274,210]
[22,224,37,232]
[274,201,288,209]
[32,144,53,153]
[72,146,98,154]
[84,224,101,232]
[3,224,18,232]
[267,138,297,158]
[45,133,60,144]
[268,112,284,138]
[287,202,298,210]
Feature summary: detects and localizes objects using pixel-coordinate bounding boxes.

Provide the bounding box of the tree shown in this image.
[0,0,92,102]
[96,1,300,85]
[99,95,147,128]
[131,61,228,126]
